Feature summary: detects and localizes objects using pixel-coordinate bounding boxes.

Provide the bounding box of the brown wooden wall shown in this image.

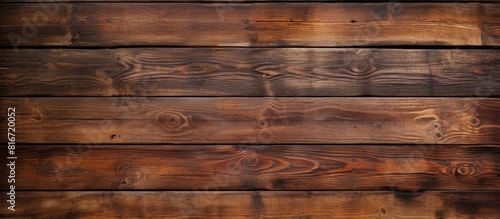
[0,0,499,218]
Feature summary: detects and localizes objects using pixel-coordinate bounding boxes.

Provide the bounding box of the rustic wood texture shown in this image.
[1,98,499,144]
[1,48,499,97]
[7,0,500,2]
[1,191,499,218]
[1,0,499,217]
[1,3,499,47]
[1,145,497,191]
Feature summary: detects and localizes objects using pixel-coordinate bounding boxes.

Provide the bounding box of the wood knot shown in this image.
[69,33,79,44]
[470,117,480,126]
[167,115,182,128]
[243,154,259,166]
[257,120,268,128]
[254,64,281,78]
[157,111,188,130]
[38,159,68,176]
[348,59,374,75]
[233,152,278,172]
[435,132,442,139]
[244,19,254,30]
[452,163,477,176]
[116,162,150,189]
[257,129,274,143]
[31,112,43,121]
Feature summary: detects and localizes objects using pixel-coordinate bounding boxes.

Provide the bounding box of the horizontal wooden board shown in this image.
[1,48,499,97]
[0,3,499,47]
[1,98,499,144]
[1,145,498,190]
[1,191,499,218]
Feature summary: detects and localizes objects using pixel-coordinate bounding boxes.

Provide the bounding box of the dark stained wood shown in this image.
[1,191,499,218]
[1,3,499,47]
[6,0,500,2]
[1,145,498,190]
[1,48,499,97]
[483,4,500,45]
[1,98,499,144]
[0,0,499,217]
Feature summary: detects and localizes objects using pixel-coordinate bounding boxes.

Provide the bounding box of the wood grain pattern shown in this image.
[1,3,499,47]
[1,191,499,218]
[1,48,499,97]
[1,0,499,217]
[6,0,500,2]
[1,98,499,144]
[1,145,498,190]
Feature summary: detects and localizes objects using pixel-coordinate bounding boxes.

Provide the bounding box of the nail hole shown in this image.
[434,124,439,129]
[258,120,267,128]
[435,133,442,139]
[471,118,478,125]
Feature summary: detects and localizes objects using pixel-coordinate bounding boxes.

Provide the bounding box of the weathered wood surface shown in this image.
[6,0,500,2]
[1,3,499,47]
[1,48,499,97]
[1,0,499,217]
[1,145,497,190]
[1,98,499,144]
[1,191,499,218]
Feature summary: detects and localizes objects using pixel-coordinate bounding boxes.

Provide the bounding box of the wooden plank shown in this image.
[1,98,499,144]
[1,191,499,218]
[1,145,498,190]
[483,4,500,45]
[1,3,498,47]
[1,48,499,97]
